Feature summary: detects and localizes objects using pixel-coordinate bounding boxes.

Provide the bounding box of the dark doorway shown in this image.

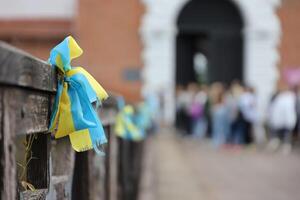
[176,0,244,86]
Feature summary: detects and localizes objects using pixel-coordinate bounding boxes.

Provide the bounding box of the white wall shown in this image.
[233,0,281,121]
[0,0,76,19]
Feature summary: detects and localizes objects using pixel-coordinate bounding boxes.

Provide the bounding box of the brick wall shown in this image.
[278,0,300,84]
[0,19,73,60]
[76,0,144,102]
[0,0,144,102]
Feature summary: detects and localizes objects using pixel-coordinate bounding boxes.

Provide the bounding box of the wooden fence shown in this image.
[0,42,144,200]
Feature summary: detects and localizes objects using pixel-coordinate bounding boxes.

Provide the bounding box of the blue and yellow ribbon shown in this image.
[48,36,108,153]
[114,97,144,141]
[135,102,152,135]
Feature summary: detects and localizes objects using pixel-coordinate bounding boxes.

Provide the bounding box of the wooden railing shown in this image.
[0,42,144,200]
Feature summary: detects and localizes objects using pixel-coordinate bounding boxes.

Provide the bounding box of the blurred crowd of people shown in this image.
[175,81,300,154]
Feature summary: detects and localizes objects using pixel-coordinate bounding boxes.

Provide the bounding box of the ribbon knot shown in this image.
[48,36,109,153]
[64,76,71,82]
[114,97,145,141]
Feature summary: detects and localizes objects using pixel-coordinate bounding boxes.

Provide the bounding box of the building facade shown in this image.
[141,0,282,123]
[0,0,144,102]
[0,0,300,124]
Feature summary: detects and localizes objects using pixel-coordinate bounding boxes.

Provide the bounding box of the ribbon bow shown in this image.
[135,102,151,134]
[114,97,144,141]
[48,36,108,153]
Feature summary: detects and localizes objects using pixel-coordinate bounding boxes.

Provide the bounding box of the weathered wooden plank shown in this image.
[100,96,118,126]
[103,94,119,109]
[47,137,75,200]
[110,134,119,200]
[3,87,51,135]
[131,141,144,200]
[0,41,56,92]
[72,126,112,200]
[117,138,144,200]
[107,126,118,200]
[117,137,127,200]
[1,87,17,200]
[0,89,6,199]
[104,126,111,200]
[87,126,109,200]
[72,151,90,200]
[100,108,118,127]
[88,150,107,200]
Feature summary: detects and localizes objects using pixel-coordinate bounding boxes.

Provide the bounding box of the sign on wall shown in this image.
[122,68,141,82]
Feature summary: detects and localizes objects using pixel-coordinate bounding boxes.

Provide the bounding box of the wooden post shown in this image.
[0,41,55,200]
[117,138,144,200]
[107,126,119,200]
[71,98,119,200]
[0,87,17,200]
[47,137,75,200]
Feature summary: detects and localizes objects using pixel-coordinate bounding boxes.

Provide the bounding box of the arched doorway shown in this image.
[141,0,280,124]
[176,0,244,86]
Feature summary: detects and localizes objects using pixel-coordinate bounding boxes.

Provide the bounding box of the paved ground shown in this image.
[140,128,300,200]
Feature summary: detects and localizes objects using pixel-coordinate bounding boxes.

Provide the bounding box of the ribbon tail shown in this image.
[69,129,93,152]
[70,78,108,152]
[68,81,98,130]
[49,81,63,132]
[93,144,106,156]
[55,83,76,138]
[89,115,107,154]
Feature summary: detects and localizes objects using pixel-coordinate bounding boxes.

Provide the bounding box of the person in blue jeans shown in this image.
[211,86,230,148]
